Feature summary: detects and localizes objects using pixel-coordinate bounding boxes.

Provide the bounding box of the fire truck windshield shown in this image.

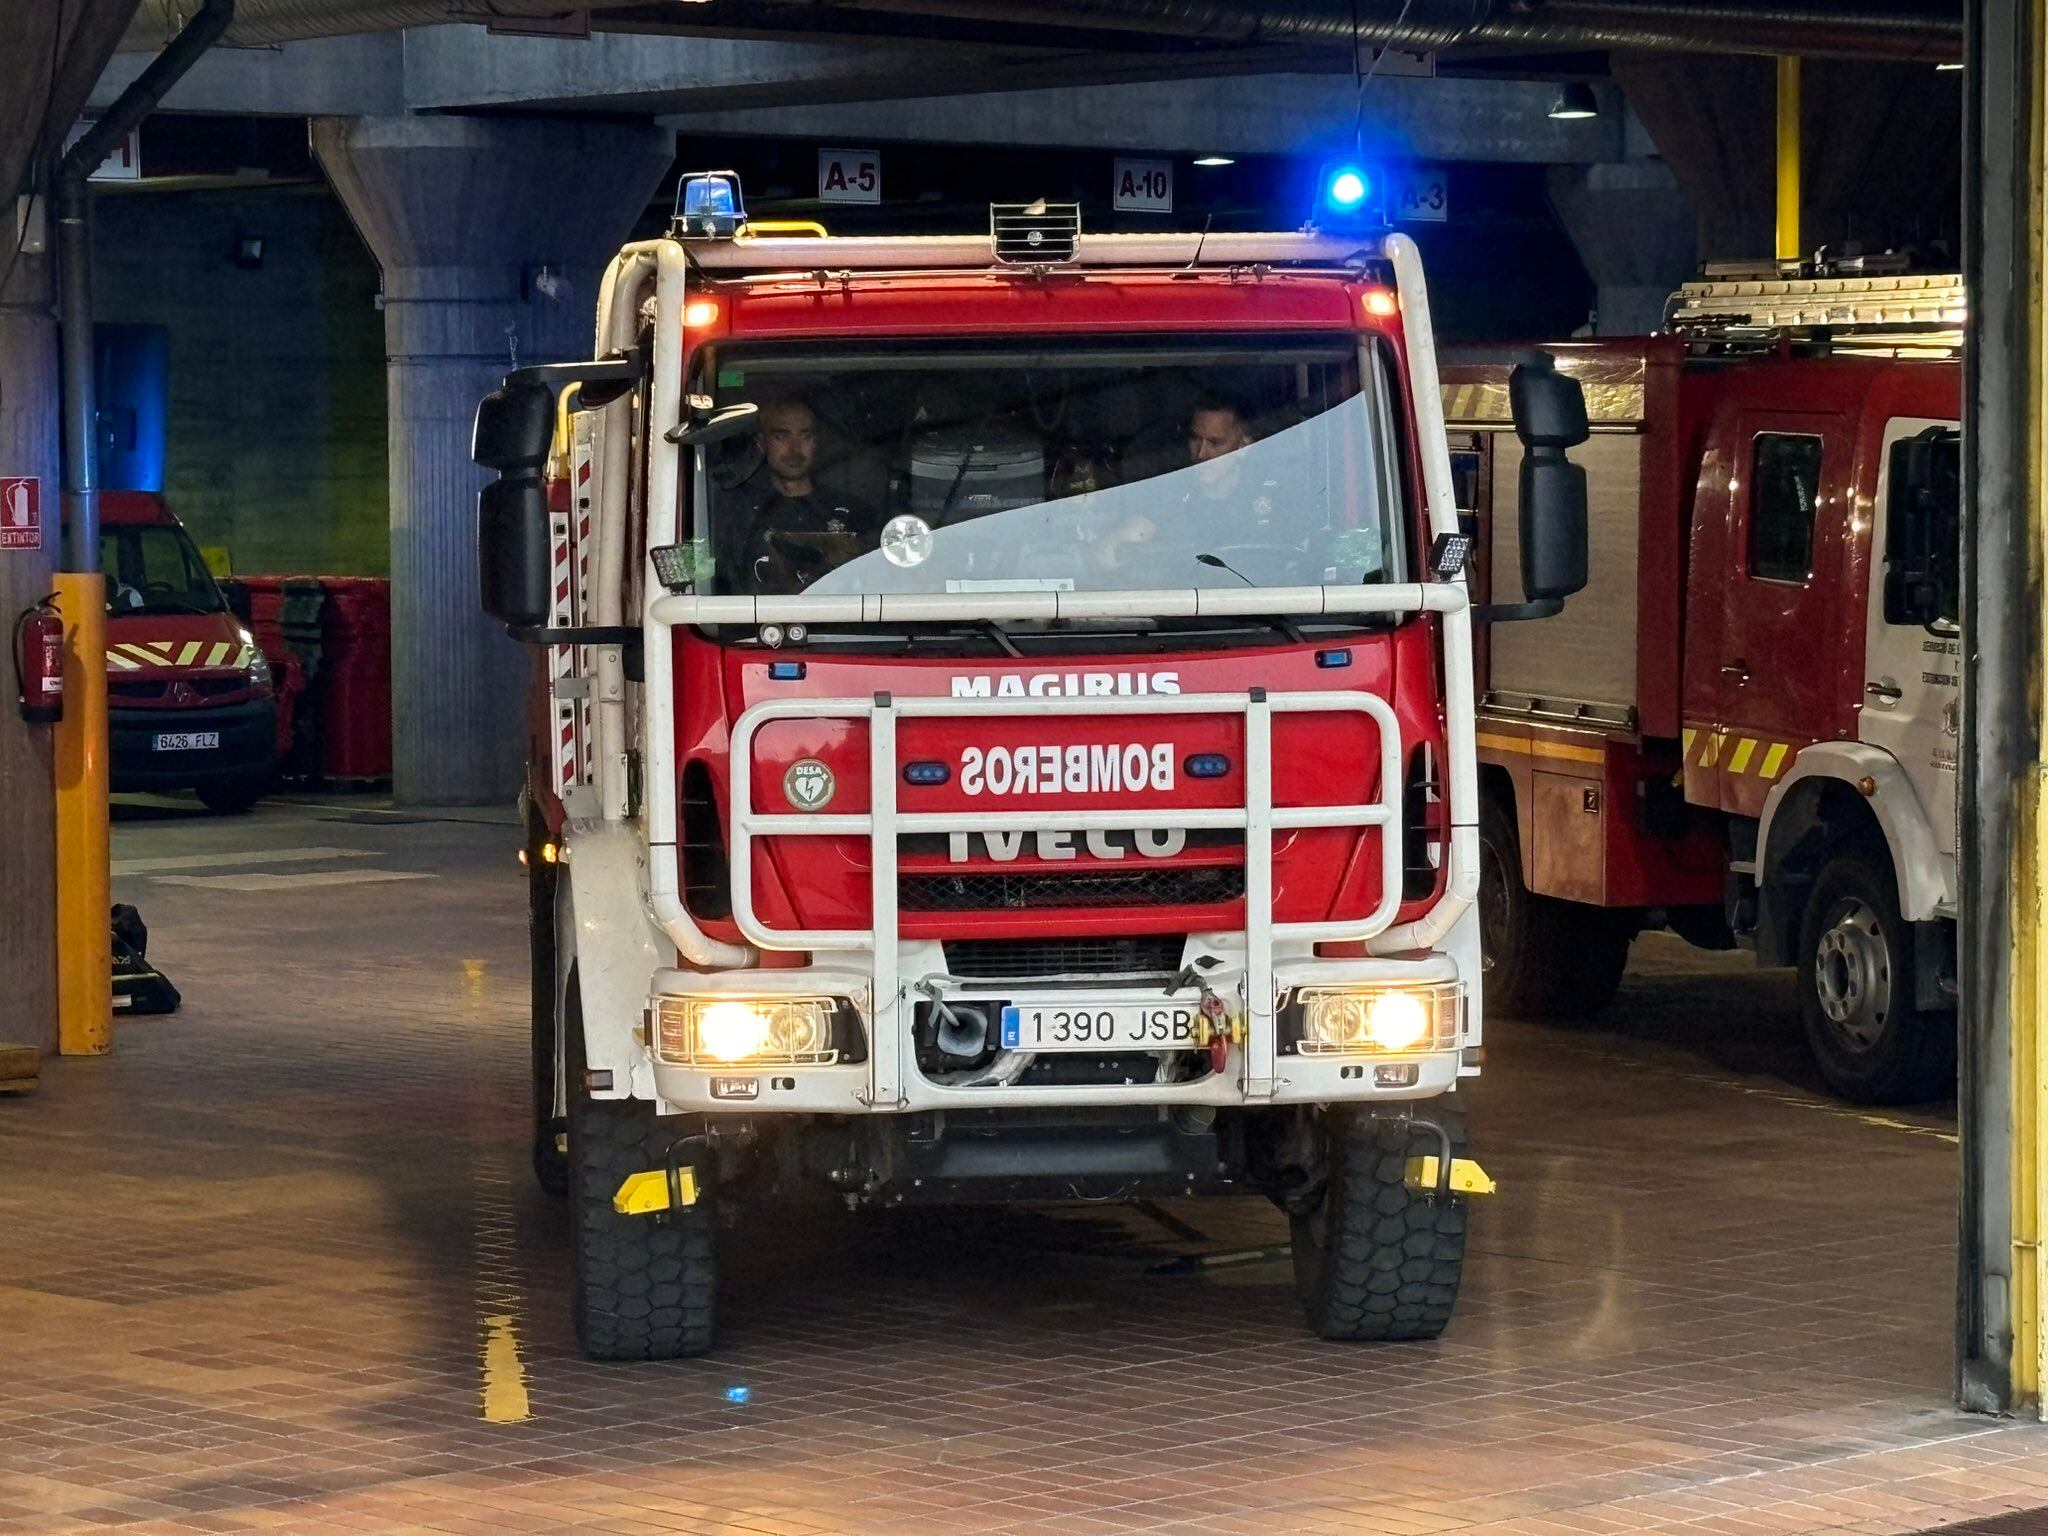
[689,335,1408,603]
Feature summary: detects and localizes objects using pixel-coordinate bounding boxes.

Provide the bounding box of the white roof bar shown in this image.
[1670,271,1966,332]
[689,229,1386,275]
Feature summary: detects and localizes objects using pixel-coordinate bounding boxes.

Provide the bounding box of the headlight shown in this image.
[1294,984,1461,1055]
[654,996,837,1065]
[244,643,273,695]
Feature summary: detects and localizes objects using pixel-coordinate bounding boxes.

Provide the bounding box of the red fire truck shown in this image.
[1443,269,1962,1105]
[473,173,1590,1359]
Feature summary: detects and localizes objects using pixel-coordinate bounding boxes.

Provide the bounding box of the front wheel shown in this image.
[196,773,267,815]
[1290,1100,1470,1342]
[1796,853,1954,1104]
[566,1006,717,1361]
[1477,797,1632,1021]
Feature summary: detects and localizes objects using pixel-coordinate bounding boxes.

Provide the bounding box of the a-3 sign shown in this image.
[1393,165,1449,224]
[0,477,41,551]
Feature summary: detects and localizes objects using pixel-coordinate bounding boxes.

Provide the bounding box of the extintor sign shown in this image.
[0,477,41,550]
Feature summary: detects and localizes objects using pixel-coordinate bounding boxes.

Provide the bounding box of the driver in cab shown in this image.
[723,398,878,593]
[1096,395,1287,579]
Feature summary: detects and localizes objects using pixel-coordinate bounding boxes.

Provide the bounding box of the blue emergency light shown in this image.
[1326,168,1370,208]
[674,171,746,239]
[1314,162,1383,226]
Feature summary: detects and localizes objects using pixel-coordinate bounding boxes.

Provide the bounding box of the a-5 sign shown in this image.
[819,149,880,205]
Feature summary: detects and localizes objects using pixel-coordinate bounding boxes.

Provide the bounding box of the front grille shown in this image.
[902,865,1245,912]
[106,678,249,704]
[942,935,1185,982]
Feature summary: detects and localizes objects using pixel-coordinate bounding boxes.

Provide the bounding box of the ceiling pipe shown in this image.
[797,0,1960,61]
[118,0,1961,60]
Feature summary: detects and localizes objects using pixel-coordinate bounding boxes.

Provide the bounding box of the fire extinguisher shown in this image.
[12,596,63,725]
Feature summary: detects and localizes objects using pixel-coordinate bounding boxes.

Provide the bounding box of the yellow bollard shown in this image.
[52,573,110,1055]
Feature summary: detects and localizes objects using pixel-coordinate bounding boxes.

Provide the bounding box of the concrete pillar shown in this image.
[1,0,140,1052]
[311,115,674,806]
[0,247,61,1052]
[1547,159,1699,336]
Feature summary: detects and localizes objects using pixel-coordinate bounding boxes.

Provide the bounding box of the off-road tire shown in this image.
[1478,796,1631,1021]
[1291,1099,1469,1342]
[566,997,717,1361]
[529,826,567,1198]
[195,774,266,815]
[1796,852,1955,1105]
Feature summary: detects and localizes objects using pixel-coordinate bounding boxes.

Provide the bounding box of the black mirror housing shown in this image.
[477,478,551,629]
[1509,353,1590,604]
[473,381,554,475]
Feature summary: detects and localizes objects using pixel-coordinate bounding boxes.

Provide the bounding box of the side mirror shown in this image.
[1883,428,1960,629]
[473,380,553,474]
[473,380,555,628]
[1508,353,1589,606]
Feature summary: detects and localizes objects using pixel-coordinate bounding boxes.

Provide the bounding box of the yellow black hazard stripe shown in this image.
[1684,726,1793,780]
[104,639,256,672]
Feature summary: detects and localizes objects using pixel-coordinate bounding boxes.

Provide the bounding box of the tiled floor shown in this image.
[0,796,2043,1535]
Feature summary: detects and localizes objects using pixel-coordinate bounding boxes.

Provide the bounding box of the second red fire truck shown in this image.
[472,173,1592,1359]
[1443,268,1962,1105]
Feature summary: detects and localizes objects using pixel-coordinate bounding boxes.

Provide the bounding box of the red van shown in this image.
[101,492,276,813]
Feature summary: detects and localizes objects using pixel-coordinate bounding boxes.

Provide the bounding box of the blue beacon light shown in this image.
[1326,168,1370,208]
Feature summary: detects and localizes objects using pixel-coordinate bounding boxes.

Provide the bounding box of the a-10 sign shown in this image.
[1113,158,1172,214]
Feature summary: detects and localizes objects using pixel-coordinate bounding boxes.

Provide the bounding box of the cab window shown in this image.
[1747,432,1824,582]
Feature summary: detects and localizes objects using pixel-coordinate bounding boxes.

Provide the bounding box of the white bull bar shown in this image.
[726,687,1405,1104]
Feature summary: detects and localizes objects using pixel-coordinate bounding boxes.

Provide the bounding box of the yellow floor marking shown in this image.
[466,957,534,1425]
[480,1314,531,1423]
[1761,742,1790,779]
[1728,738,1757,775]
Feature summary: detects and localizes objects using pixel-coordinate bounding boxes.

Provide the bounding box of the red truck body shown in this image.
[1443,283,1963,1103]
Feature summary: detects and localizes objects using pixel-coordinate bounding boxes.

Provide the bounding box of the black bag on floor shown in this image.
[112,904,180,1015]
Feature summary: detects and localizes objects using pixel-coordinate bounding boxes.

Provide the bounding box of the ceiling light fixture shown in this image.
[1548,82,1599,120]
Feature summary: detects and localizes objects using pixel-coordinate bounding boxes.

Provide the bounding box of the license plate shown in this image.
[152,731,220,752]
[1000,1002,1197,1052]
